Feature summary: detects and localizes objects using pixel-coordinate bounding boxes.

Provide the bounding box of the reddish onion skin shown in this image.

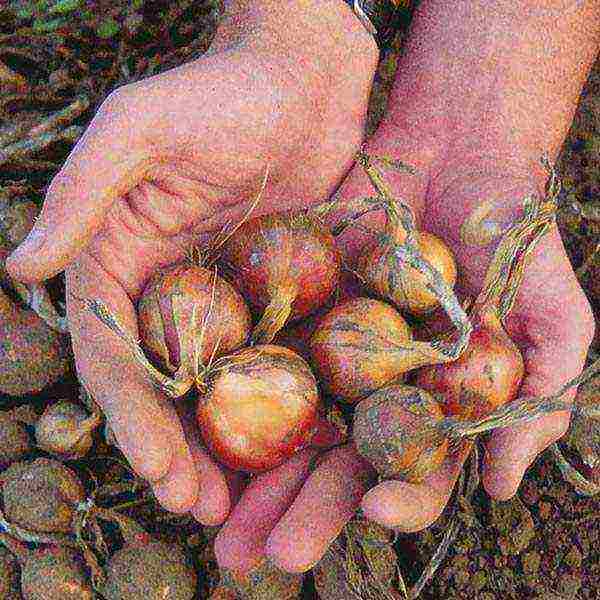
[137,263,251,373]
[353,384,448,482]
[357,231,457,316]
[414,310,524,420]
[308,298,413,403]
[197,345,320,473]
[220,211,341,342]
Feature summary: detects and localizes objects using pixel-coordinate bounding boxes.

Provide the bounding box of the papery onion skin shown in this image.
[414,310,524,420]
[102,541,196,600]
[20,547,93,600]
[197,345,320,473]
[220,211,341,341]
[35,401,96,461]
[353,384,448,482]
[357,231,457,316]
[1,458,85,534]
[308,297,413,403]
[137,263,251,374]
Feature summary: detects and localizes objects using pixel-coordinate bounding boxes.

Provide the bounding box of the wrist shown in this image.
[218,0,379,82]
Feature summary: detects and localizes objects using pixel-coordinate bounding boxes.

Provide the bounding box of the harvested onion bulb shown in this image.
[102,540,196,600]
[20,546,93,600]
[0,413,31,468]
[35,401,101,461]
[308,297,414,402]
[357,230,457,316]
[353,384,448,482]
[0,288,69,396]
[220,211,340,344]
[1,458,85,534]
[138,262,251,379]
[197,345,320,473]
[415,309,524,420]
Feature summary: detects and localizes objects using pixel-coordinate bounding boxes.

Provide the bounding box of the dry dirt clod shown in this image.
[20,546,92,600]
[1,457,85,534]
[101,540,197,600]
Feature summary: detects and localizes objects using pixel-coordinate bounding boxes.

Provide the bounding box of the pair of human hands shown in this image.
[7,0,595,576]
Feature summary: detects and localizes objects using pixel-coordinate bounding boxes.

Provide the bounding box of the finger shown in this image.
[265,445,373,573]
[214,449,318,574]
[7,90,151,283]
[66,252,199,512]
[482,342,589,501]
[482,227,595,500]
[361,441,472,532]
[179,410,232,526]
[150,411,200,513]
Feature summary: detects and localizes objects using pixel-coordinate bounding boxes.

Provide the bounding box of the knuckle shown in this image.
[96,85,138,126]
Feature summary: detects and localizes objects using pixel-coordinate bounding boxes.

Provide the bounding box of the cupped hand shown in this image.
[6,1,378,521]
[215,138,592,578]
[207,0,599,578]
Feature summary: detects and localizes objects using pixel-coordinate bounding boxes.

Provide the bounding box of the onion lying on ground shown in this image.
[197,345,320,473]
[353,384,448,482]
[20,546,93,600]
[215,558,303,600]
[220,211,341,344]
[308,298,414,402]
[35,401,101,461]
[0,288,69,396]
[0,546,20,600]
[0,413,31,468]
[102,540,196,600]
[1,458,85,533]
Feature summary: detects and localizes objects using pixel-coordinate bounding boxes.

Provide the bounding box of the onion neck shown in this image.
[251,284,297,344]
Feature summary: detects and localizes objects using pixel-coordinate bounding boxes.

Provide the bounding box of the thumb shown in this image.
[6,89,151,283]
